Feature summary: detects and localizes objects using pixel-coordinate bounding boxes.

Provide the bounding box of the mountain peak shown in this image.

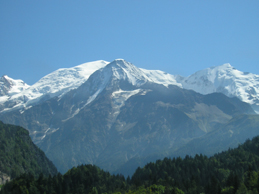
[209,63,235,73]
[104,59,149,87]
[1,75,15,83]
[0,75,29,86]
[181,63,259,111]
[0,60,108,113]
[109,59,132,68]
[114,58,126,62]
[0,75,29,96]
[223,63,232,67]
[1,75,8,79]
[217,63,233,69]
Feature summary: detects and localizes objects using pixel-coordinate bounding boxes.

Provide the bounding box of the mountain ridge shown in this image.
[1,59,258,113]
[181,63,259,112]
[0,60,109,113]
[0,59,258,175]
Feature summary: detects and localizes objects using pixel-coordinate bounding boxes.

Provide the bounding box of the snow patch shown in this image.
[140,68,182,87]
[112,89,142,106]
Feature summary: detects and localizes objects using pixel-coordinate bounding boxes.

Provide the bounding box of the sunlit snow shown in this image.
[1,59,259,114]
[0,60,109,113]
[182,63,259,107]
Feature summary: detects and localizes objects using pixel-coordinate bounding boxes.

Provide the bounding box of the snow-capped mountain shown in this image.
[181,63,259,112]
[54,59,185,123]
[53,59,179,124]
[0,59,259,176]
[0,60,109,113]
[100,59,181,87]
[1,59,259,115]
[0,75,30,110]
[0,59,182,114]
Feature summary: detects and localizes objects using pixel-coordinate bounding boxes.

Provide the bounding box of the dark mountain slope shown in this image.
[0,121,58,179]
[114,114,259,177]
[172,114,259,158]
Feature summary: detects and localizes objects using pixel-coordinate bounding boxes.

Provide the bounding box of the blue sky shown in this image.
[1,1,258,85]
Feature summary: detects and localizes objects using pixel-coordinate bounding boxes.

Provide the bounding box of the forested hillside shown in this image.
[2,136,259,194]
[131,136,259,193]
[0,121,58,179]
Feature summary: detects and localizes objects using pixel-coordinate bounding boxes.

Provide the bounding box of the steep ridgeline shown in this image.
[0,121,58,180]
[0,59,257,176]
[2,61,259,114]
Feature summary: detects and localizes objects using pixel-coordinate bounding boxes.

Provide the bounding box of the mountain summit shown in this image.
[181,63,259,112]
[0,60,109,113]
[2,60,258,113]
[0,75,29,96]
[105,59,148,86]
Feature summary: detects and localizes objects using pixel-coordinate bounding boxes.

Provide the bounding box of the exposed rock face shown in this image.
[0,171,10,185]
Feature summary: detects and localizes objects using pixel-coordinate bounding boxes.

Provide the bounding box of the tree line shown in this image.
[2,136,259,193]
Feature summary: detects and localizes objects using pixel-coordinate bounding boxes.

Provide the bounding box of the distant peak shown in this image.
[112,59,128,65]
[0,75,28,85]
[114,58,125,62]
[221,63,233,68]
[1,75,13,82]
[108,59,133,68]
[208,63,234,71]
[1,75,9,79]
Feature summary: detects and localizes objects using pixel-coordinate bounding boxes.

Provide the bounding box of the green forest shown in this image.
[2,136,259,194]
[0,121,57,178]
